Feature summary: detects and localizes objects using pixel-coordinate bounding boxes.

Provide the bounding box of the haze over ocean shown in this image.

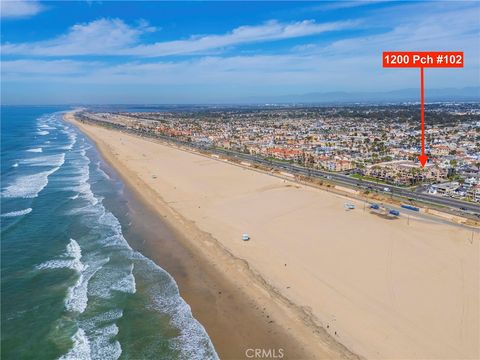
[0,106,217,359]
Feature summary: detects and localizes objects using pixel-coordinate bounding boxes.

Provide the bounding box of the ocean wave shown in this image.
[96,162,111,180]
[1,208,32,218]
[1,166,61,198]
[72,171,216,358]
[65,257,110,314]
[132,252,219,360]
[71,150,99,206]
[111,264,136,294]
[66,238,83,268]
[21,153,65,168]
[37,239,85,273]
[97,211,131,249]
[64,132,78,150]
[12,162,19,168]
[79,310,123,360]
[111,273,136,295]
[89,324,122,360]
[37,130,49,136]
[59,328,91,360]
[41,121,215,358]
[61,130,77,148]
[78,182,99,206]
[26,148,43,153]
[37,237,109,314]
[38,124,56,130]
[89,262,136,300]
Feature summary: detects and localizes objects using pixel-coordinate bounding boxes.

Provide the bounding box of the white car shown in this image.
[383,187,391,192]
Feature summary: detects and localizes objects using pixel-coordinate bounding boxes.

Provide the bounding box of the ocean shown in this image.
[1,106,218,359]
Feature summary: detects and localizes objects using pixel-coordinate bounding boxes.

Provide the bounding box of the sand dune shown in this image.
[67,113,479,359]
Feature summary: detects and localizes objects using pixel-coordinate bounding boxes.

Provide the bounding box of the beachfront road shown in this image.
[76,114,480,215]
[207,149,480,214]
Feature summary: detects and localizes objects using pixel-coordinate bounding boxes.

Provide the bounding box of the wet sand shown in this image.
[119,175,318,359]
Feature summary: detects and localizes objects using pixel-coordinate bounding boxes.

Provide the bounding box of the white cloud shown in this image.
[1,1,478,103]
[309,0,390,12]
[1,18,357,57]
[2,18,156,55]
[3,52,476,93]
[1,0,44,18]
[127,19,357,57]
[291,1,480,76]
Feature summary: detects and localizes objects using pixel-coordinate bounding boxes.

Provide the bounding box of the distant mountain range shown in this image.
[243,87,480,104]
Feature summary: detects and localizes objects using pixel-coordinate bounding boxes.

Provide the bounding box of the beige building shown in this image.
[366,160,448,185]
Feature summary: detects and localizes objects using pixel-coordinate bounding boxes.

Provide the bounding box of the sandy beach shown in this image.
[65,112,479,360]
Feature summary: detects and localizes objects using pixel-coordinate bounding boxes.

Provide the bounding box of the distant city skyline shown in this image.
[1,1,479,104]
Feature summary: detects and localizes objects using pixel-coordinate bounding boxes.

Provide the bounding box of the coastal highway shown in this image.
[210,148,480,214]
[77,114,480,215]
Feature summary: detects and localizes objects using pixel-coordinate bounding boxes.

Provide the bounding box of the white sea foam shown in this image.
[89,323,122,360]
[65,132,77,150]
[2,166,60,198]
[111,264,136,294]
[66,273,87,312]
[132,252,219,360]
[21,153,65,167]
[65,257,110,313]
[59,328,91,360]
[37,120,216,358]
[69,163,216,358]
[1,208,32,217]
[55,149,98,209]
[36,238,108,315]
[98,211,131,249]
[111,273,136,295]
[79,310,123,360]
[56,129,77,150]
[12,163,19,168]
[78,181,98,206]
[37,239,85,273]
[81,310,123,335]
[39,124,55,130]
[37,130,49,136]
[66,239,83,270]
[72,150,99,206]
[90,262,136,299]
[37,259,78,271]
[26,147,43,153]
[96,162,110,180]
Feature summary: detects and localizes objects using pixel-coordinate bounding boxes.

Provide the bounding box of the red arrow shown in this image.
[418,67,428,167]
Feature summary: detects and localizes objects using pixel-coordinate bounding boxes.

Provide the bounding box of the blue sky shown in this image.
[1,1,479,104]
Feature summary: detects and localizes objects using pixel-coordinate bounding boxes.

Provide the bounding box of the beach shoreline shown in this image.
[64,112,355,359]
[64,111,479,360]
